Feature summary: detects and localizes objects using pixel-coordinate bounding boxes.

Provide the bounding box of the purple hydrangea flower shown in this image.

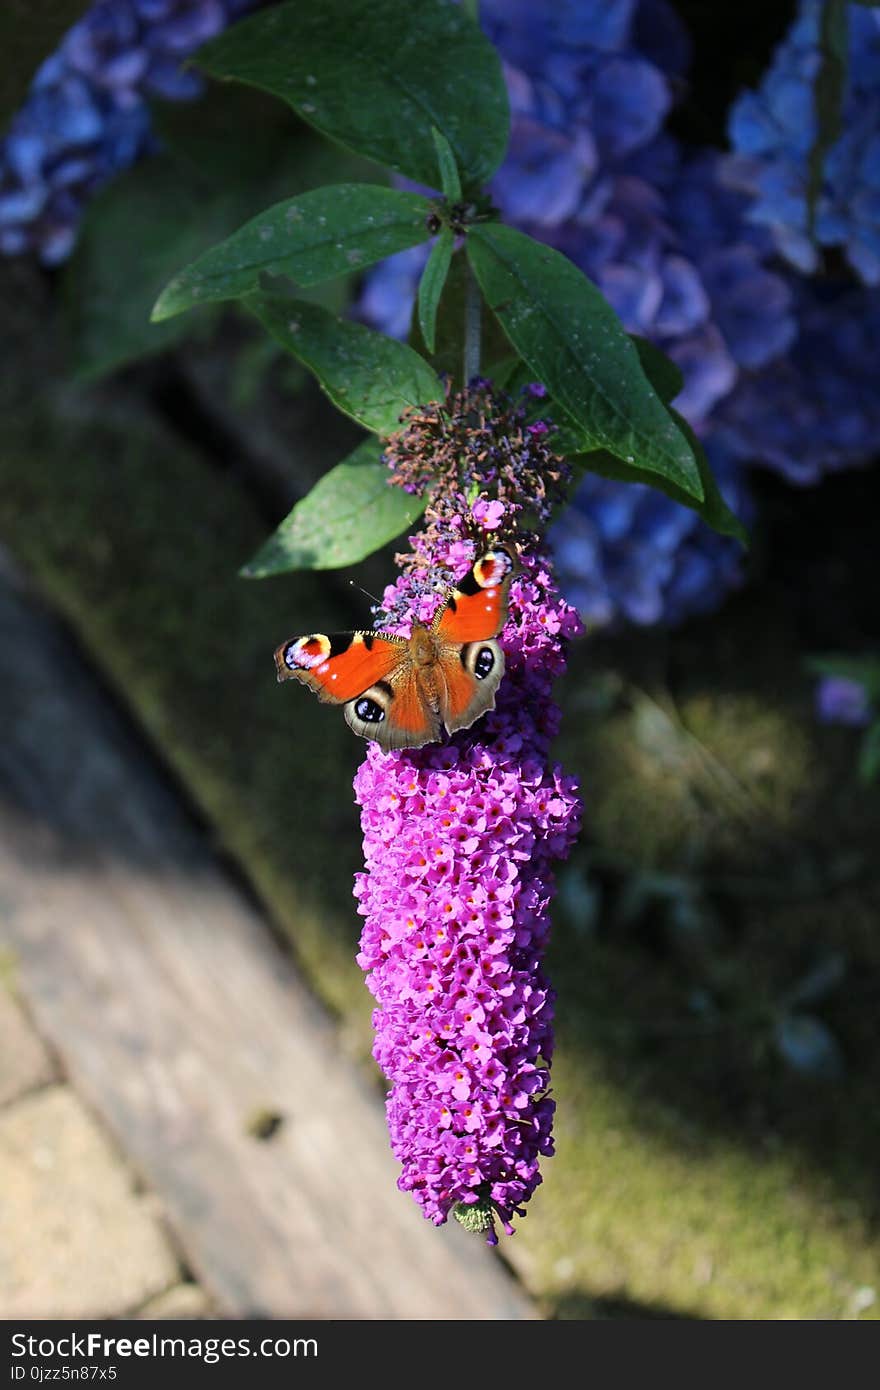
[814,675,873,727]
[725,0,880,285]
[353,387,582,1241]
[0,0,263,263]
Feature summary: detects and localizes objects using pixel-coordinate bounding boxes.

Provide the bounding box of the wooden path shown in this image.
[0,556,536,1319]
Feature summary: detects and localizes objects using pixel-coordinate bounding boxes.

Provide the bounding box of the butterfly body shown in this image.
[275,547,516,751]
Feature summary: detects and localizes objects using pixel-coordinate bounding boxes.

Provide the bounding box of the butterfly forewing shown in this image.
[275,630,407,703]
[432,546,516,644]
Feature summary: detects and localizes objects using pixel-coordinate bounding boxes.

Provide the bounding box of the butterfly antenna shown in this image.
[346,578,380,606]
[349,578,385,611]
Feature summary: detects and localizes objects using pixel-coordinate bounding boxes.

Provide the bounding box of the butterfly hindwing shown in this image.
[345,660,444,750]
[432,546,516,644]
[437,637,505,735]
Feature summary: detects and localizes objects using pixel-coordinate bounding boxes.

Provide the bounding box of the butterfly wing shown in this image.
[275,629,443,750]
[432,546,516,736]
[432,546,516,644]
[437,637,505,735]
[347,656,444,750]
[275,630,406,701]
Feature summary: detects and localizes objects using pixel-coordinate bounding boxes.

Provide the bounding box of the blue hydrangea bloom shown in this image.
[726,0,880,285]
[549,438,752,630]
[0,0,261,263]
[712,280,880,486]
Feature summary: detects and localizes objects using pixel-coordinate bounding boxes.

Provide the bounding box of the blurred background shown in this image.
[1,0,879,1319]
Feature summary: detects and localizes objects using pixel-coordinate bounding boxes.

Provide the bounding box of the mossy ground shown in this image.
[2,261,879,1318]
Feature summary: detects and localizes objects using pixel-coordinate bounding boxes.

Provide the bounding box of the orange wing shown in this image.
[432,547,516,644]
[275,630,406,704]
[346,662,443,750]
[437,639,505,734]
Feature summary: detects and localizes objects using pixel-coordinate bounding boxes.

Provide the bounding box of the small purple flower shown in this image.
[815,675,873,727]
[471,498,506,531]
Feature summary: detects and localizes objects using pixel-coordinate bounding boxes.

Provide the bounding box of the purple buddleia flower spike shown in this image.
[353,385,582,1242]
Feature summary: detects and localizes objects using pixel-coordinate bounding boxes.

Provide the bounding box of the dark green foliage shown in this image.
[196,0,509,189]
[246,294,443,435]
[417,229,455,355]
[466,223,703,498]
[242,437,426,575]
[807,0,849,235]
[153,185,434,321]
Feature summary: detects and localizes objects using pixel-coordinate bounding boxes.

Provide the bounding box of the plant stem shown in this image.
[461,0,481,383]
[463,260,481,385]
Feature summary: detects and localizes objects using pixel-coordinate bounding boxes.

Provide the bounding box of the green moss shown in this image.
[557,653,817,871]
[510,910,880,1316]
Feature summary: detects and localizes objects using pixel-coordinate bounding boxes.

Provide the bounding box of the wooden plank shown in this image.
[0,989,55,1106]
[0,558,537,1320]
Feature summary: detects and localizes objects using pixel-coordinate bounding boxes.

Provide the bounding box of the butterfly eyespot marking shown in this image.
[286,633,331,670]
[473,548,515,589]
[473,646,496,680]
[354,695,385,723]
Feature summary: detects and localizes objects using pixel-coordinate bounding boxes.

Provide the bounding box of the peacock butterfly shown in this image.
[274,546,517,751]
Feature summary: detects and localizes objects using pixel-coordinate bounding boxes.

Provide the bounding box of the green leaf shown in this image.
[858,721,880,784]
[197,0,509,189]
[417,228,455,354]
[569,408,749,546]
[241,437,425,574]
[467,223,702,498]
[807,0,849,236]
[246,294,444,434]
[504,334,683,441]
[431,127,462,201]
[483,355,523,390]
[152,184,433,322]
[630,336,684,405]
